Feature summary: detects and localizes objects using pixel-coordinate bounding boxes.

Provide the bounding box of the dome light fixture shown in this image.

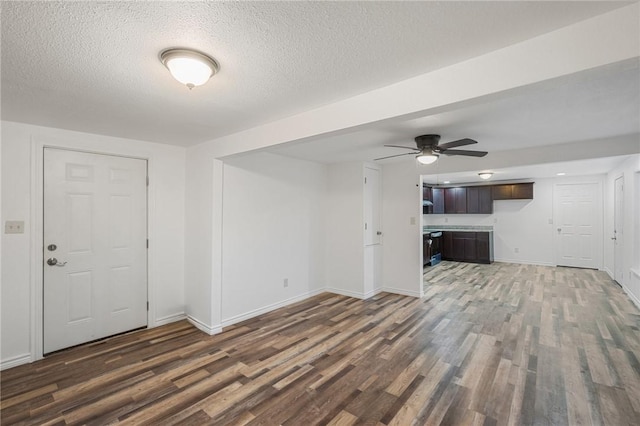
[160,48,219,90]
[416,150,439,165]
[478,172,493,180]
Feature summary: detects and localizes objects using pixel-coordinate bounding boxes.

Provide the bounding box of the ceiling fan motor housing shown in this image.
[415,134,441,149]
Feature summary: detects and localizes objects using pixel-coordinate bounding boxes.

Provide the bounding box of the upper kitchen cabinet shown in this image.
[423,182,533,214]
[432,188,445,214]
[444,187,467,214]
[466,186,493,214]
[491,183,534,200]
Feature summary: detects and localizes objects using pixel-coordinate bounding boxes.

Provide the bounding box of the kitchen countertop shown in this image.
[423,225,494,234]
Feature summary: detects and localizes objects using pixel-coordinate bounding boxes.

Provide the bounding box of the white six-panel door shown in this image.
[43,148,147,354]
[553,182,602,269]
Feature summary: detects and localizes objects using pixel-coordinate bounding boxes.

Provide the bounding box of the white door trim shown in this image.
[30,137,157,362]
[613,175,624,284]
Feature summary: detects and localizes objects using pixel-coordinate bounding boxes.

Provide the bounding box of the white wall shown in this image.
[1,121,186,369]
[604,154,640,307]
[325,163,364,297]
[220,152,327,324]
[184,145,217,333]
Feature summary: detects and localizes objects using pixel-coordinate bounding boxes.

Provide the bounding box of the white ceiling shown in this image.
[1,1,630,147]
[267,60,640,165]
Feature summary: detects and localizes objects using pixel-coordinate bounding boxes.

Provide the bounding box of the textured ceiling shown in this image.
[0,1,628,146]
[268,61,640,164]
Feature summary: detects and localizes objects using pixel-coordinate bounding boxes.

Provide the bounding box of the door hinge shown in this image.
[365,177,367,184]
[146,239,149,248]
[146,176,149,186]
[365,222,368,230]
[147,301,149,311]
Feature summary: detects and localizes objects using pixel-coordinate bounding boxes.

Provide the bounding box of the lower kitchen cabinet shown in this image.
[442,231,493,264]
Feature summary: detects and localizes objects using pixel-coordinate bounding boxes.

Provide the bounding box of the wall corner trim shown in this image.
[187,316,222,336]
[380,286,422,298]
[325,287,370,300]
[155,313,187,327]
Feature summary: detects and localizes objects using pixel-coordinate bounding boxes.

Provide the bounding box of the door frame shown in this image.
[552,176,604,270]
[30,137,155,361]
[613,174,624,284]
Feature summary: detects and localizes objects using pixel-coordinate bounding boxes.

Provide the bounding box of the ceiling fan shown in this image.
[375,134,488,164]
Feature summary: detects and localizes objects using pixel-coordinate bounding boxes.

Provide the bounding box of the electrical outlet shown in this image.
[284,278,289,288]
[410,217,416,225]
[514,248,519,253]
[548,219,553,224]
[444,218,449,223]
[5,221,24,234]
[493,218,498,224]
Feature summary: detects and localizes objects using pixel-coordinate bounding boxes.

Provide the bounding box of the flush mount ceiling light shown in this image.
[478,172,493,180]
[160,48,219,90]
[416,150,439,165]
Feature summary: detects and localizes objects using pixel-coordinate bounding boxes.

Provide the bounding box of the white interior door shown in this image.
[364,166,382,295]
[44,148,148,354]
[553,182,602,269]
[613,176,624,284]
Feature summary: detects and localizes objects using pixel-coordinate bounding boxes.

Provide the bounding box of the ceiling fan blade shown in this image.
[383,144,420,151]
[374,152,416,161]
[437,138,478,149]
[440,149,488,157]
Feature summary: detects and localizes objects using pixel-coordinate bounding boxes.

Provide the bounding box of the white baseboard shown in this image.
[187,315,222,336]
[155,312,187,327]
[1,353,32,371]
[604,267,614,279]
[325,287,370,299]
[621,269,640,310]
[494,258,555,267]
[221,288,325,328]
[381,286,422,298]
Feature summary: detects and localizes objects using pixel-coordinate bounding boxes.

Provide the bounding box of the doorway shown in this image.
[553,181,602,269]
[43,148,148,354]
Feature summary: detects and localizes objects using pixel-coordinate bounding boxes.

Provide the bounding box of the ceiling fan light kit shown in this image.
[375,134,488,163]
[416,152,439,164]
[160,48,219,89]
[478,172,493,180]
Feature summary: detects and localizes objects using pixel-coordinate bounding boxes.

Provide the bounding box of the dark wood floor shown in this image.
[2,261,640,425]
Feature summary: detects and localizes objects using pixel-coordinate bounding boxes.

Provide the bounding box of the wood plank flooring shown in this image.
[2,261,640,425]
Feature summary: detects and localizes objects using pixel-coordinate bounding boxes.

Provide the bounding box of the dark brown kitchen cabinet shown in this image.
[422,185,432,214]
[432,188,445,214]
[492,183,534,200]
[442,231,453,259]
[466,186,493,214]
[512,183,534,199]
[444,188,467,214]
[442,231,493,264]
[424,182,533,214]
[476,232,490,262]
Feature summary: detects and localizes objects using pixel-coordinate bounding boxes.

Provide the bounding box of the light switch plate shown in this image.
[5,221,25,234]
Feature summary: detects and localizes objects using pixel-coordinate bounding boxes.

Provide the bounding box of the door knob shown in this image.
[611,237,617,240]
[46,258,67,267]
[376,231,383,235]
